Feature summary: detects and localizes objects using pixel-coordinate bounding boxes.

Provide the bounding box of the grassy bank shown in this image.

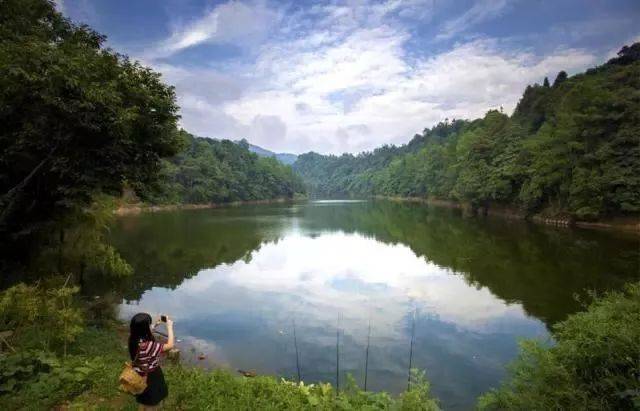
[0,282,440,410]
[6,325,439,411]
[2,281,639,410]
[479,282,640,410]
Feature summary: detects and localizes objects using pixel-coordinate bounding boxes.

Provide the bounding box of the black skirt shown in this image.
[136,367,168,406]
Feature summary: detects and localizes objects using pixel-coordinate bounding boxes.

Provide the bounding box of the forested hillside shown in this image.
[141,132,305,205]
[294,45,640,220]
[0,0,303,275]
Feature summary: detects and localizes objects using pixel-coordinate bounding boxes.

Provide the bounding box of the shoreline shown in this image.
[115,195,639,233]
[114,197,301,216]
[376,196,640,233]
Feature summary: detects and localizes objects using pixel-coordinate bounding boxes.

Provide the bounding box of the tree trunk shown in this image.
[0,147,57,226]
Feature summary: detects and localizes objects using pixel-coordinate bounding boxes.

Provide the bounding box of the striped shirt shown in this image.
[133,340,163,374]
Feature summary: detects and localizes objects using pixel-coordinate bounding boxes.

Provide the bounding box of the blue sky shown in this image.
[56,0,640,154]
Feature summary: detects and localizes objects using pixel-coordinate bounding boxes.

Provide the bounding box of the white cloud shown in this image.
[436,0,514,41]
[120,232,539,341]
[550,16,636,43]
[221,34,595,153]
[250,115,287,145]
[607,33,640,59]
[140,0,599,154]
[147,0,280,59]
[54,0,65,14]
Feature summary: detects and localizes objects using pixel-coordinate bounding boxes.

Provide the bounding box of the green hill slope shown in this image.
[293,44,640,220]
[141,132,306,205]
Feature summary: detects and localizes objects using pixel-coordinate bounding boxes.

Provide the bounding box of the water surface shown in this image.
[103,200,639,410]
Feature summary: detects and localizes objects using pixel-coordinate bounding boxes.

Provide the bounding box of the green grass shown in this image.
[1,324,440,410]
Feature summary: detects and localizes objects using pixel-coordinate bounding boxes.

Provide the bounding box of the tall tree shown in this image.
[552,71,568,87]
[0,0,183,260]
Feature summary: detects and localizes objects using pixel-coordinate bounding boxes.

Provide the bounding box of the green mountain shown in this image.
[293,43,640,220]
[140,132,306,204]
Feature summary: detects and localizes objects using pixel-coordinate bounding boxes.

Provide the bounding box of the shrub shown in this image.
[0,350,96,409]
[0,281,84,355]
[478,282,640,410]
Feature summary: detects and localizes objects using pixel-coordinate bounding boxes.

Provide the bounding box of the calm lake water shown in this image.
[103,200,639,410]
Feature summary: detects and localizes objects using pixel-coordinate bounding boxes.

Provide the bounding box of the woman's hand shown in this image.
[162,316,175,352]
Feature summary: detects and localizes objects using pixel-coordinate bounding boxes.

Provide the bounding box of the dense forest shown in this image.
[0,0,303,275]
[294,45,640,220]
[141,132,305,205]
[0,0,181,274]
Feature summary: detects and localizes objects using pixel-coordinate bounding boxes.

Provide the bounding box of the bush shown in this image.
[0,281,84,355]
[0,350,96,409]
[478,282,640,410]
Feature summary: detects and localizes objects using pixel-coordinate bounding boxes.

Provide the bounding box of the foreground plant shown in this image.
[478,282,640,410]
[0,281,84,355]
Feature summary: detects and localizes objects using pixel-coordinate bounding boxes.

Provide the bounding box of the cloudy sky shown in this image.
[57,0,639,154]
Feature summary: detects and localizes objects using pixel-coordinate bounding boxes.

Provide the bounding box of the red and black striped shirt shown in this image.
[133,340,163,374]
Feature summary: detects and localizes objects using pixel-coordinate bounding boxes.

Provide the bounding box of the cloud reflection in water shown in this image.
[120,231,548,409]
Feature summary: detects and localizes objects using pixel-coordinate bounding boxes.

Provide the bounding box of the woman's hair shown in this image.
[128,312,155,360]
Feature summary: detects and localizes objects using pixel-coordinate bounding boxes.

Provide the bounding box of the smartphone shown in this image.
[161,315,167,323]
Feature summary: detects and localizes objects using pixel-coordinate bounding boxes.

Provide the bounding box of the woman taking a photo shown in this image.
[128,313,175,410]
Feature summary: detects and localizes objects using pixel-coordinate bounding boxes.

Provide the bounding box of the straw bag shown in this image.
[119,348,147,395]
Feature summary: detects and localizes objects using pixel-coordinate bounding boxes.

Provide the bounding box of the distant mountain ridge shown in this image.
[237,139,298,165]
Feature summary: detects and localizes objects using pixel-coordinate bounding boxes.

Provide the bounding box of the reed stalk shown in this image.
[407,308,416,390]
[293,318,301,383]
[364,317,371,391]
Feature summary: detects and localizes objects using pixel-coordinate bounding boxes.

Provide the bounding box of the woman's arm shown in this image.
[162,318,175,352]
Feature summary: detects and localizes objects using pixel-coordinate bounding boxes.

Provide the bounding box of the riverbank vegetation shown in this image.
[0,0,181,273]
[0,280,441,410]
[479,282,640,410]
[1,279,638,409]
[293,45,640,221]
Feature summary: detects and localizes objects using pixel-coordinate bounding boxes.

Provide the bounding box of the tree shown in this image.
[552,70,568,87]
[543,76,550,87]
[0,0,183,261]
[146,131,305,205]
[607,42,640,65]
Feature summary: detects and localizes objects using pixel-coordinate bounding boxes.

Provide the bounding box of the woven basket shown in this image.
[119,362,147,395]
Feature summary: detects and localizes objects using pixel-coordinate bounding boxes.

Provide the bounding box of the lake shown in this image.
[102,200,639,410]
